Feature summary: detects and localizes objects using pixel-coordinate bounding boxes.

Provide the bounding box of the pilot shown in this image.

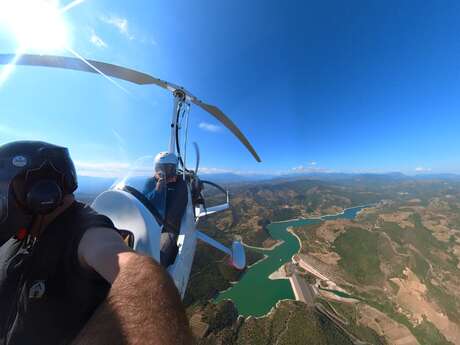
[144,152,187,267]
[0,141,192,345]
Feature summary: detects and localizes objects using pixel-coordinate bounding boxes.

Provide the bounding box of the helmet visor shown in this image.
[0,155,29,226]
[0,189,6,225]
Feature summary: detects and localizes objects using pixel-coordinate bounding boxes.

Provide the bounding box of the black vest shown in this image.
[0,201,116,345]
[143,176,188,235]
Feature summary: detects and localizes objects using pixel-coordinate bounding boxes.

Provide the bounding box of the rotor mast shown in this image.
[169,89,186,154]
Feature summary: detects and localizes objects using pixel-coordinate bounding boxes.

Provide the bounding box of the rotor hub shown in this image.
[173,89,186,101]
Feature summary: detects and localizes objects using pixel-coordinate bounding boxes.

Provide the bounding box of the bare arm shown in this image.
[75,228,194,345]
[78,227,133,283]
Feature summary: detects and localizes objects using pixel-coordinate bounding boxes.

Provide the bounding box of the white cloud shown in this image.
[100,15,134,40]
[198,122,222,133]
[199,167,235,174]
[415,166,432,173]
[90,30,108,48]
[291,165,331,174]
[310,161,317,166]
[99,15,158,46]
[75,158,160,178]
[198,167,281,176]
[75,161,130,177]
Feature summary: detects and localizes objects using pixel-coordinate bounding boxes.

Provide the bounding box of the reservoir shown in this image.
[215,205,369,317]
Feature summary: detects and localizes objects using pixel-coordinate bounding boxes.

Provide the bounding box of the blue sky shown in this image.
[1,0,460,177]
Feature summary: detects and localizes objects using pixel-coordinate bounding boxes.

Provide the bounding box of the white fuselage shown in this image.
[91,185,198,298]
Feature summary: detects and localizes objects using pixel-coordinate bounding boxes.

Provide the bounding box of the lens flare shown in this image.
[0,0,69,51]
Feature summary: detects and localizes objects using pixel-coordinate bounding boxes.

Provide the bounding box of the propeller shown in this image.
[0,53,261,163]
[193,142,200,175]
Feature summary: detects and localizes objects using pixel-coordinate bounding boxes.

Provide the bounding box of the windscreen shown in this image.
[112,155,168,220]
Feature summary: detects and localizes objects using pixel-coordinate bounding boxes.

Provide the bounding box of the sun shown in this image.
[0,0,69,52]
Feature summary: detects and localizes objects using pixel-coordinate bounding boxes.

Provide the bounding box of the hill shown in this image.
[187,176,460,345]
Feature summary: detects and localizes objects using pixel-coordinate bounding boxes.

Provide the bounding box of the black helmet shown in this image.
[0,141,77,245]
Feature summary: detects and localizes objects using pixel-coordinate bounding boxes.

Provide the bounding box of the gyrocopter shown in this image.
[0,53,261,298]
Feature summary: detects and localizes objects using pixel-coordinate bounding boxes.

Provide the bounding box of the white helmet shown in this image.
[154,152,178,177]
[154,152,178,165]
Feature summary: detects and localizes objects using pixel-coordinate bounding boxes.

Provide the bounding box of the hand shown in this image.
[155,171,165,181]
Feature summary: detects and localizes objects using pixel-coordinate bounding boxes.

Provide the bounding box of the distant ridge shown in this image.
[75,172,460,196]
[412,173,460,180]
[207,171,460,183]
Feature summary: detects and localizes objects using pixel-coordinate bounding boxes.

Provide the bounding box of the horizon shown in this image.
[76,169,460,180]
[1,1,460,177]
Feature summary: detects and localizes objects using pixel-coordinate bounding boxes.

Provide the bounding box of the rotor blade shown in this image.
[192,100,262,162]
[193,142,200,173]
[0,53,262,162]
[0,54,170,87]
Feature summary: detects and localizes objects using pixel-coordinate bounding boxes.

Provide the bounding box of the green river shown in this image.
[215,205,369,317]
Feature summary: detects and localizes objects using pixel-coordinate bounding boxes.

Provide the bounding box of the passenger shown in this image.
[0,141,193,345]
[144,152,186,267]
[143,151,179,220]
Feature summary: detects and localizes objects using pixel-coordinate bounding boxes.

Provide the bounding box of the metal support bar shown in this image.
[169,89,186,154]
[169,95,180,154]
